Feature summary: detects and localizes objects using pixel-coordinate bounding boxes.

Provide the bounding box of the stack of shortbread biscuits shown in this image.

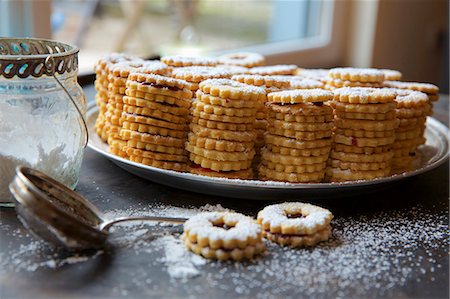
[105,61,169,157]
[92,54,441,183]
[119,73,193,171]
[186,79,265,179]
[328,87,398,181]
[390,89,430,172]
[259,89,334,183]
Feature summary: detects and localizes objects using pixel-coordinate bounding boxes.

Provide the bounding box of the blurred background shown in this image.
[0,0,448,92]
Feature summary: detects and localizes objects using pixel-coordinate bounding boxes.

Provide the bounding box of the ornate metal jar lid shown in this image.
[0,38,79,79]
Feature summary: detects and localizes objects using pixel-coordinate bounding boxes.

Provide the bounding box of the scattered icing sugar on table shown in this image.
[0,203,447,297]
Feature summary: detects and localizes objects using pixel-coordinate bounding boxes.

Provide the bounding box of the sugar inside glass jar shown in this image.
[0,38,87,206]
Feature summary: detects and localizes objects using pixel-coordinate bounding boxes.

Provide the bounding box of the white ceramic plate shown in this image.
[86,104,449,200]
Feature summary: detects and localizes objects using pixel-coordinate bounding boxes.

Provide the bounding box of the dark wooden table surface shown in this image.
[0,87,448,299]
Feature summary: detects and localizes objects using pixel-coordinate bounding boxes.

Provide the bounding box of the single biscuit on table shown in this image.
[257,202,333,247]
[182,211,265,261]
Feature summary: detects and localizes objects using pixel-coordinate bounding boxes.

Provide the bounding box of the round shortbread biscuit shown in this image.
[330,150,393,163]
[268,126,332,140]
[188,165,253,179]
[257,202,333,235]
[120,129,185,148]
[189,153,252,171]
[269,119,333,132]
[192,100,257,117]
[215,64,249,75]
[218,52,265,68]
[391,137,424,149]
[332,143,391,155]
[191,109,256,124]
[126,80,193,100]
[334,134,395,147]
[333,128,395,138]
[261,160,327,173]
[189,123,256,142]
[259,165,325,183]
[186,144,255,162]
[122,121,187,139]
[231,74,291,89]
[199,78,266,102]
[265,144,331,157]
[380,69,402,81]
[268,111,333,123]
[261,148,328,165]
[263,226,332,247]
[268,89,333,104]
[123,96,190,116]
[265,134,332,150]
[161,55,218,67]
[249,64,298,75]
[127,139,185,155]
[328,78,383,88]
[123,104,188,124]
[196,90,257,108]
[383,80,439,95]
[395,127,423,140]
[109,60,169,78]
[183,212,262,249]
[188,134,253,152]
[125,89,191,108]
[267,102,333,116]
[333,87,396,104]
[171,66,231,83]
[124,146,187,162]
[121,112,188,131]
[190,116,254,131]
[296,68,329,82]
[397,117,426,128]
[95,53,140,71]
[329,159,390,171]
[334,117,399,131]
[326,167,391,182]
[335,110,396,121]
[129,155,187,172]
[330,101,396,114]
[329,67,385,83]
[183,237,265,261]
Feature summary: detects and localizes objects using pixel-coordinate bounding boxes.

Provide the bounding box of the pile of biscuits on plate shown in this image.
[93,52,439,183]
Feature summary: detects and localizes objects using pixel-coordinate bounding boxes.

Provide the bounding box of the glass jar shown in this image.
[0,38,87,206]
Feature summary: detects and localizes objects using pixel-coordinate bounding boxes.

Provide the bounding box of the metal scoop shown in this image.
[9,166,187,250]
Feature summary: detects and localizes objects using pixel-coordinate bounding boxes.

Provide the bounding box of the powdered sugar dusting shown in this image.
[0,203,447,297]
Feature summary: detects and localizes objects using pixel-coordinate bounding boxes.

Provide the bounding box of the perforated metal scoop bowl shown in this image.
[9,166,187,250]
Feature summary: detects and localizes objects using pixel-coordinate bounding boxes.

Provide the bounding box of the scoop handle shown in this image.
[100,216,188,232]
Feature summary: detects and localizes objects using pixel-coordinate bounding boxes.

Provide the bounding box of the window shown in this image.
[1,0,343,74]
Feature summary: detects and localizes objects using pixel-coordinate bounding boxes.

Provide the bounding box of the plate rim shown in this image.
[86,103,449,190]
